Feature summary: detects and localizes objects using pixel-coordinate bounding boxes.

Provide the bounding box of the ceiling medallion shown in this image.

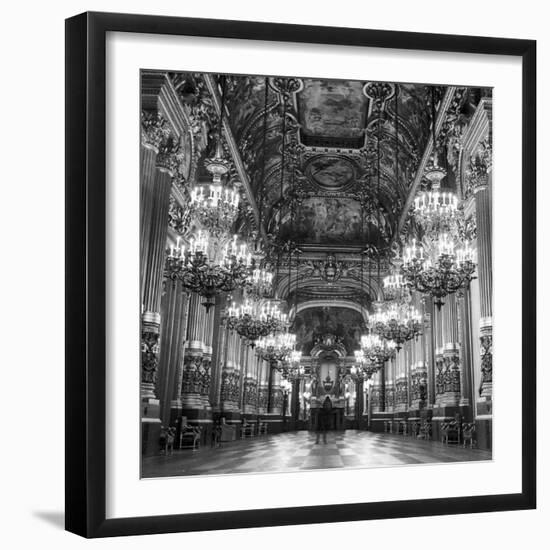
[304,155,356,190]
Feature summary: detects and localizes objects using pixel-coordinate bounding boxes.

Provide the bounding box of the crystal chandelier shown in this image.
[383,270,408,301]
[368,301,423,351]
[224,298,287,346]
[189,75,240,237]
[165,231,252,310]
[281,350,305,379]
[256,331,296,366]
[246,263,274,300]
[361,333,397,365]
[352,351,380,378]
[401,234,476,309]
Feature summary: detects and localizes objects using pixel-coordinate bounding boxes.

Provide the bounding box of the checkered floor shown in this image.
[142,430,491,478]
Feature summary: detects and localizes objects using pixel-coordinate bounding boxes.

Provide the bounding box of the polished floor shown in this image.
[142,430,491,478]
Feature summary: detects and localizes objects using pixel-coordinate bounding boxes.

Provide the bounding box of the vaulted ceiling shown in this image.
[222,76,441,254]
[168,71,488,348]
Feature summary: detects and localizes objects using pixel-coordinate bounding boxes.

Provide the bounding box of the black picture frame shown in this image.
[65,11,536,538]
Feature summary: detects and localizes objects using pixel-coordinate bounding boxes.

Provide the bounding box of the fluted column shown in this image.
[140,134,181,455]
[140,111,169,296]
[473,169,493,404]
[440,296,461,406]
[156,279,190,426]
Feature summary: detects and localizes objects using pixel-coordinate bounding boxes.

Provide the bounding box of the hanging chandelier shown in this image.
[352,350,380,379]
[224,298,287,346]
[383,269,408,301]
[281,350,305,379]
[246,263,274,300]
[361,333,397,365]
[189,75,240,236]
[401,234,476,309]
[368,301,422,351]
[256,331,296,367]
[165,231,252,310]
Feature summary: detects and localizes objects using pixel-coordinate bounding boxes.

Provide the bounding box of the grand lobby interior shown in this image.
[140,71,493,478]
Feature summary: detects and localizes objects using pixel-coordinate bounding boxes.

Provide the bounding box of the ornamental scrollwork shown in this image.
[479,334,493,392]
[141,330,160,384]
[168,195,192,237]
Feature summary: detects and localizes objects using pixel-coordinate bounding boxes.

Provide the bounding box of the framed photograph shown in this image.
[65,11,536,538]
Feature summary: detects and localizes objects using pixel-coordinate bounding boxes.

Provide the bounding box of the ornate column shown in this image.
[140,111,169,294]
[140,133,181,455]
[220,331,240,414]
[441,296,461,407]
[470,147,493,408]
[181,293,206,411]
[155,278,190,427]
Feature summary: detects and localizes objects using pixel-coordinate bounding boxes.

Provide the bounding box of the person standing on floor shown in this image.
[316,396,333,444]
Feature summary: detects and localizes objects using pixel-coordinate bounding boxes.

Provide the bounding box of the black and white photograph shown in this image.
[140,71,494,479]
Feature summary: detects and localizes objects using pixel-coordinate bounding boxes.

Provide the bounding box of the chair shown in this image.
[241,420,255,439]
[441,420,460,445]
[462,422,476,448]
[258,422,268,436]
[419,419,432,440]
[219,418,237,442]
[179,423,201,451]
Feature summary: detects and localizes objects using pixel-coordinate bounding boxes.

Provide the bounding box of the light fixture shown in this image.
[256,331,296,368]
[401,234,476,309]
[189,75,240,237]
[368,301,422,351]
[224,298,287,346]
[165,231,252,310]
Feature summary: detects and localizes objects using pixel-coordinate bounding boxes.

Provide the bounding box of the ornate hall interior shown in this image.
[140,71,493,477]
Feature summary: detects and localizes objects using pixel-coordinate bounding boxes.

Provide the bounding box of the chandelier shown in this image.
[368,301,422,351]
[352,351,379,379]
[189,75,240,236]
[165,231,252,310]
[189,175,240,237]
[412,158,461,237]
[256,331,296,366]
[383,269,408,301]
[401,234,476,309]
[280,350,305,379]
[361,333,397,365]
[224,298,287,346]
[246,263,274,300]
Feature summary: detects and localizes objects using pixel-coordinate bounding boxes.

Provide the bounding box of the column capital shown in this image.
[465,138,492,197]
[141,110,170,152]
[156,135,183,175]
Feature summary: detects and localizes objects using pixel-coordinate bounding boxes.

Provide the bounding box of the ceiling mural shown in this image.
[304,156,355,190]
[278,196,389,246]
[293,307,366,356]
[297,79,368,145]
